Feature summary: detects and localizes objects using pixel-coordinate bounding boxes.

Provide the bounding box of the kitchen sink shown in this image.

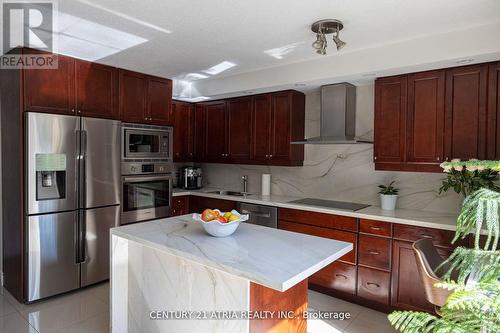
[206,190,249,196]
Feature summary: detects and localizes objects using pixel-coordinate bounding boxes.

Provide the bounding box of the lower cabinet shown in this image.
[171,196,189,216]
[188,196,237,214]
[357,266,391,305]
[309,261,356,296]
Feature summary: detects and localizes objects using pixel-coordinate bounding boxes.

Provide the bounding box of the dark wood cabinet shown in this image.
[23,53,76,114]
[171,196,189,216]
[358,235,391,271]
[487,62,500,159]
[251,91,305,166]
[391,240,434,312]
[75,61,118,119]
[227,97,252,161]
[193,104,206,161]
[444,64,488,161]
[204,101,228,161]
[148,77,172,125]
[406,70,445,166]
[119,70,147,123]
[24,51,119,119]
[188,196,237,214]
[358,266,391,305]
[119,69,172,125]
[194,90,305,166]
[309,261,357,296]
[374,75,407,165]
[252,94,272,162]
[172,100,194,162]
[375,62,496,172]
[279,220,357,264]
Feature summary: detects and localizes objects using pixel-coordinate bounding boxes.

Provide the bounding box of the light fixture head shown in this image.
[310,19,345,55]
[332,31,346,51]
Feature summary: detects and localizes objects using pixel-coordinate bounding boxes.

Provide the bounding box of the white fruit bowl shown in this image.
[192,209,249,237]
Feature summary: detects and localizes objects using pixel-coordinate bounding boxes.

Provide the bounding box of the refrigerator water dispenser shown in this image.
[35,154,66,200]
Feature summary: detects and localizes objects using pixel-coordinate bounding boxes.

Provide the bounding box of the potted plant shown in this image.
[378,181,399,210]
[439,159,500,197]
[388,185,500,332]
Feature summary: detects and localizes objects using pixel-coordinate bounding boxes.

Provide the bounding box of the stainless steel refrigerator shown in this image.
[25,112,120,302]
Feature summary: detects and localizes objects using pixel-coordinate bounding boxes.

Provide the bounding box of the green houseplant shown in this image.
[378,181,399,210]
[388,161,500,333]
[439,159,500,197]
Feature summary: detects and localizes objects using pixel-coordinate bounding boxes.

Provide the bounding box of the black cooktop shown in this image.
[287,198,370,212]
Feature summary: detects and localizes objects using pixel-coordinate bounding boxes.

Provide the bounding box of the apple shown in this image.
[201,209,217,222]
[223,212,233,219]
[216,216,228,223]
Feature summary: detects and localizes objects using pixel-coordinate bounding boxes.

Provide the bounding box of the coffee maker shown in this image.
[178,166,203,190]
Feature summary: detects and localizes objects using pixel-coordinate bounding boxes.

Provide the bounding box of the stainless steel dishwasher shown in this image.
[237,202,277,228]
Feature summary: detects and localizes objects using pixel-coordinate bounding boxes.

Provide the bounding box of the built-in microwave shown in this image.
[122,123,173,161]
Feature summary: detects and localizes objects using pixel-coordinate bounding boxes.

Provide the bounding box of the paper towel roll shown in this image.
[261,174,271,196]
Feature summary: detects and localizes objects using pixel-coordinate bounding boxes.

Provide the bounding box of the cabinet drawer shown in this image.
[309,262,356,295]
[359,219,392,237]
[279,221,357,264]
[357,266,390,305]
[279,208,357,232]
[358,235,391,271]
[393,224,463,248]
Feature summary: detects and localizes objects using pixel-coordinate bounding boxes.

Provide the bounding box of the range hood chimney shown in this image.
[292,83,373,144]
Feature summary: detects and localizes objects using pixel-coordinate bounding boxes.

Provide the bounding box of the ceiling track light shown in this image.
[311,19,346,55]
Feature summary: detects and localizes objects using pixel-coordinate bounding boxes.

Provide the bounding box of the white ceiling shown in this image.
[23,0,500,98]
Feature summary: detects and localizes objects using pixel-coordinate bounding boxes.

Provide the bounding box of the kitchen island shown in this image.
[111,214,353,333]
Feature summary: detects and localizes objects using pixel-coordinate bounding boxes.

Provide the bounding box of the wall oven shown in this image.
[121,173,173,225]
[122,123,173,161]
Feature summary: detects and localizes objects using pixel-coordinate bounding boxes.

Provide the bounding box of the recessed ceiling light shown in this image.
[294,83,307,87]
[183,73,209,81]
[456,58,474,64]
[203,61,236,75]
[242,91,253,94]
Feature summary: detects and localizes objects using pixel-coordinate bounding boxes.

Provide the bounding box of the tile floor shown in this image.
[0,283,397,333]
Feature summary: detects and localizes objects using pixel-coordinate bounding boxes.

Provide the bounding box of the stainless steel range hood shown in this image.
[292,83,373,144]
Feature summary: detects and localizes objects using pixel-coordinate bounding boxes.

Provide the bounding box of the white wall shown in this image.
[199,85,463,214]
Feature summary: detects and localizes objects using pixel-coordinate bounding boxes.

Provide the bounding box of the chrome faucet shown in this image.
[242,175,248,194]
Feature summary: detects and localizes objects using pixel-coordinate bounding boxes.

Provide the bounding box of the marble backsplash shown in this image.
[195,86,464,214]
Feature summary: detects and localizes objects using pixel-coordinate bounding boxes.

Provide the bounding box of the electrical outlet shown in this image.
[0,272,4,286]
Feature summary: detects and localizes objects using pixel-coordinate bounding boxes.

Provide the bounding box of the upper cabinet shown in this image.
[375,62,494,172]
[119,69,172,125]
[172,100,194,162]
[252,91,305,166]
[190,90,305,166]
[227,97,253,162]
[23,52,76,114]
[374,75,407,165]
[488,62,500,159]
[75,61,118,119]
[23,51,118,119]
[444,64,488,161]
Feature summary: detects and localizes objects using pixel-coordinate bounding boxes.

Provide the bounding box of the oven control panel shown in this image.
[122,162,173,175]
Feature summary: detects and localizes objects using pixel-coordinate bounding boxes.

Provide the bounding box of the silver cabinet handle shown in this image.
[368,250,380,255]
[335,273,348,280]
[420,234,434,239]
[366,282,380,288]
[370,226,382,231]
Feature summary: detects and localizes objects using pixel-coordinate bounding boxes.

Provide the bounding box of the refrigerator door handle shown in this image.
[77,210,86,263]
[79,130,87,208]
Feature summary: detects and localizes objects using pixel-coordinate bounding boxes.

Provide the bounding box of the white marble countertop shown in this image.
[173,188,459,231]
[111,215,353,292]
